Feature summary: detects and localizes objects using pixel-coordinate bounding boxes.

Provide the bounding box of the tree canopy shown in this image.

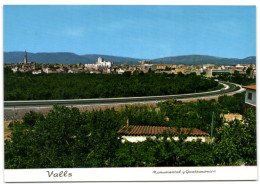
[4,69,220,100]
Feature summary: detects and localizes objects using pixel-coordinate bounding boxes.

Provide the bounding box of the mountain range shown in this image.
[4,52,256,66]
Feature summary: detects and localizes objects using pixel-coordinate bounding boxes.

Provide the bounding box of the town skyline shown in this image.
[4,5,256,59]
[4,50,256,66]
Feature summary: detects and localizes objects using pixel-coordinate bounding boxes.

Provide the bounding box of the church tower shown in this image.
[24,50,27,64]
[97,57,104,63]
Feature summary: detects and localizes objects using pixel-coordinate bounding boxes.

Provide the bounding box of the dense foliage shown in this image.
[218,93,245,114]
[5,93,256,168]
[4,68,220,100]
[213,108,256,166]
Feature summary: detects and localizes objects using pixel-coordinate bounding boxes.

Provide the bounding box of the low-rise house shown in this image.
[140,64,156,71]
[249,70,256,79]
[128,65,139,71]
[19,68,31,73]
[154,64,175,71]
[222,113,243,122]
[68,69,78,74]
[203,64,215,69]
[55,68,64,73]
[118,68,125,74]
[44,68,57,74]
[11,67,18,73]
[123,70,134,74]
[195,69,201,75]
[155,70,174,74]
[32,70,42,74]
[117,125,210,143]
[175,68,185,74]
[205,69,232,77]
[243,85,256,112]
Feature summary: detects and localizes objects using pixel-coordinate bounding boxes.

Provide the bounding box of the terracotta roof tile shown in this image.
[243,85,256,90]
[117,125,209,137]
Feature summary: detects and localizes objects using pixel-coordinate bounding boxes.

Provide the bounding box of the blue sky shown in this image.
[4,5,256,59]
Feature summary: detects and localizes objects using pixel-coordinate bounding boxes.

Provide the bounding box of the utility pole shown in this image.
[211,111,214,144]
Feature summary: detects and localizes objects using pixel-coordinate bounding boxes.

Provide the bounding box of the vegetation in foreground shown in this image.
[5,93,256,168]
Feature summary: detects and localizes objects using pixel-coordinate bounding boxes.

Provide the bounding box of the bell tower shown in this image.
[24,50,27,64]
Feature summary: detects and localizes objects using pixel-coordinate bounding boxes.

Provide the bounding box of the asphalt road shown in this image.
[4,81,243,109]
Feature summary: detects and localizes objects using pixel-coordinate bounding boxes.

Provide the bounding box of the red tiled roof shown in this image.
[243,85,256,90]
[117,125,209,136]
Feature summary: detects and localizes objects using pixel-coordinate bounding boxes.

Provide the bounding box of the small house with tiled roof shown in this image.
[117,125,210,143]
[243,85,256,112]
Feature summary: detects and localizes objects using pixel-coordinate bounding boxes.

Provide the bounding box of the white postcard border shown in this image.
[1,0,259,183]
[4,166,258,182]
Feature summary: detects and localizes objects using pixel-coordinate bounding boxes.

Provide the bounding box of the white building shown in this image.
[243,85,256,112]
[96,57,112,68]
[11,67,18,73]
[32,70,42,74]
[202,64,215,69]
[117,125,210,143]
[42,67,49,73]
[42,68,56,74]
[117,68,125,74]
[205,69,232,77]
[84,64,97,69]
[85,57,112,69]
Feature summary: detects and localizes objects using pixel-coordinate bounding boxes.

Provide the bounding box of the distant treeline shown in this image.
[4,68,221,100]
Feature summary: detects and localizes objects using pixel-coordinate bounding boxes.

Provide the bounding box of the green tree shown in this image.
[213,108,256,166]
[4,71,219,100]
[246,67,253,75]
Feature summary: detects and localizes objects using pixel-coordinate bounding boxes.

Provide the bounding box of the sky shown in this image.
[3,5,256,59]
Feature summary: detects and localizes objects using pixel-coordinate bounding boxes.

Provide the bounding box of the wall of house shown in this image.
[121,136,207,143]
[245,89,256,106]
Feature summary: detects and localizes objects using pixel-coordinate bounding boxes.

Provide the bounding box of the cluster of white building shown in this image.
[85,57,112,70]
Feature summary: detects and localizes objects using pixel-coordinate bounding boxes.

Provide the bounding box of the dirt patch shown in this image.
[4,120,13,141]
[4,107,53,121]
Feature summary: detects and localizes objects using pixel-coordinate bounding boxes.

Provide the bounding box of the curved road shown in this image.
[4,81,244,109]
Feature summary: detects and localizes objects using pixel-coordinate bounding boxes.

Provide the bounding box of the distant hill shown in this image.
[151,55,256,65]
[4,52,256,65]
[4,52,141,65]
